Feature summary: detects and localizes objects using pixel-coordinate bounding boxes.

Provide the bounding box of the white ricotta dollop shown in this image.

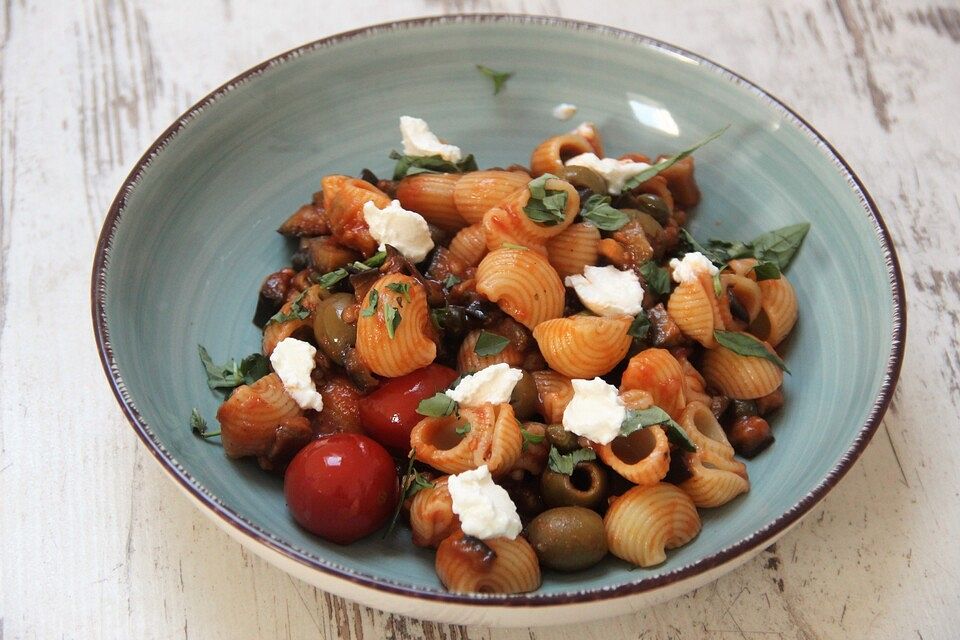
[399,115,462,162]
[269,338,324,411]
[444,363,523,407]
[564,152,652,195]
[447,465,522,540]
[362,199,435,263]
[562,378,626,445]
[668,251,719,284]
[564,265,645,317]
[552,103,578,121]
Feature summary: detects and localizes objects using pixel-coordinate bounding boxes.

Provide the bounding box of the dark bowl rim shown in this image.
[91,13,906,608]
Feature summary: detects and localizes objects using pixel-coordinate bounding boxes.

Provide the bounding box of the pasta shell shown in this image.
[476,248,565,330]
[410,403,522,477]
[604,483,701,567]
[721,273,763,328]
[216,373,303,459]
[409,476,460,549]
[355,274,437,377]
[756,275,798,347]
[655,155,700,207]
[529,133,594,177]
[546,222,600,279]
[531,370,574,424]
[448,223,488,266]
[620,348,687,420]
[435,531,541,594]
[678,401,745,476]
[667,272,724,348]
[701,336,784,400]
[395,173,465,232]
[596,425,671,486]
[321,176,389,256]
[261,285,326,356]
[678,452,750,508]
[533,315,632,379]
[453,170,531,224]
[457,329,525,374]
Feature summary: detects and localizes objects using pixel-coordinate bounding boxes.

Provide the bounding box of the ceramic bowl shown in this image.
[92,15,905,626]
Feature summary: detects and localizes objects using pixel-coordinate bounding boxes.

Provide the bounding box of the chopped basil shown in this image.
[314,251,387,289]
[520,427,545,451]
[676,229,725,297]
[267,290,309,325]
[523,174,568,226]
[384,449,435,537]
[714,330,791,373]
[705,238,754,262]
[620,406,696,452]
[361,289,379,317]
[639,261,672,296]
[476,64,513,95]
[416,392,457,417]
[501,242,528,251]
[580,194,629,231]
[317,268,349,289]
[386,282,411,302]
[547,446,597,475]
[750,223,810,270]
[364,251,388,268]
[443,274,461,290]
[198,345,270,391]
[753,261,782,281]
[473,331,510,356]
[384,303,401,339]
[456,422,472,435]
[190,408,220,439]
[628,310,651,341]
[389,150,478,181]
[622,125,729,191]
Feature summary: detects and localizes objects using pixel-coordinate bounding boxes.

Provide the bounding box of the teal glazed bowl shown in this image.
[92,15,905,626]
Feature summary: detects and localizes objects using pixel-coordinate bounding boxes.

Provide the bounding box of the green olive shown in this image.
[312,292,356,365]
[526,507,608,571]
[509,371,539,420]
[545,423,580,453]
[633,193,670,225]
[621,209,663,240]
[540,461,609,511]
[555,165,608,195]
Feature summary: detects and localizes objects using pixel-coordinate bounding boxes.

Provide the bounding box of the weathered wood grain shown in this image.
[1,0,958,638]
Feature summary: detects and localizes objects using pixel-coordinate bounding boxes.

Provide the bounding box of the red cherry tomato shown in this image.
[359,364,458,452]
[284,434,399,545]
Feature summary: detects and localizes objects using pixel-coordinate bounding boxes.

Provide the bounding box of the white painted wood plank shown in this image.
[1,0,958,638]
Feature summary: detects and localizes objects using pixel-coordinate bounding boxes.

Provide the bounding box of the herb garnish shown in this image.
[501,242,528,251]
[620,406,696,452]
[580,194,629,231]
[190,408,220,439]
[523,174,568,226]
[474,331,510,357]
[456,422,472,435]
[386,282,412,303]
[384,449,434,537]
[521,427,545,451]
[384,303,401,339]
[443,274,461,290]
[639,261,672,296]
[476,64,513,95]
[547,446,597,475]
[628,310,652,341]
[752,261,782,281]
[416,392,457,417]
[713,330,791,373]
[622,125,729,191]
[704,223,810,271]
[314,251,388,289]
[389,150,478,181]
[267,290,310,325]
[198,345,270,391]
[361,289,379,317]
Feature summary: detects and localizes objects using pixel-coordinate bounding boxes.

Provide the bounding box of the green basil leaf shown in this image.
[384,449,434,537]
[198,345,267,391]
[364,251,388,268]
[752,261,782,281]
[523,173,568,226]
[361,289,379,317]
[547,446,597,475]
[384,303,401,339]
[501,242,528,251]
[267,290,309,325]
[456,422,472,435]
[678,228,724,266]
[190,408,220,439]
[628,311,652,341]
[239,353,271,386]
[316,268,348,289]
[706,238,754,263]
[473,331,510,356]
[521,427,545,447]
[620,407,696,452]
[664,422,697,452]
[580,194,630,231]
[476,64,513,95]
[714,330,791,373]
[386,282,411,302]
[443,274,461,290]
[750,223,810,270]
[622,125,728,191]
[639,261,672,296]
[417,392,457,417]
[389,150,478,181]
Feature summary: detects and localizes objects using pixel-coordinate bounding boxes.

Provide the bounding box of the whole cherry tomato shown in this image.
[284,434,399,544]
[359,364,458,452]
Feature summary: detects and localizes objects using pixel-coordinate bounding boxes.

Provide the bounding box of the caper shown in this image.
[510,371,539,420]
[312,293,356,365]
[540,461,609,511]
[633,193,670,225]
[545,423,579,453]
[555,165,608,195]
[526,507,607,572]
[621,210,663,239]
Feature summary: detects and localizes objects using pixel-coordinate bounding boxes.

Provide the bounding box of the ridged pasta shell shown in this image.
[531,370,574,424]
[395,173,466,232]
[355,274,437,377]
[453,170,531,224]
[435,531,541,594]
[620,348,687,420]
[533,315,632,378]
[604,483,701,567]
[701,335,784,400]
[678,401,746,477]
[261,285,327,356]
[481,178,580,251]
[596,425,671,486]
[529,133,594,177]
[546,222,600,279]
[448,223,488,266]
[721,273,763,329]
[410,403,522,477]
[476,248,565,330]
[216,373,303,459]
[655,155,700,207]
[667,273,724,348]
[321,175,389,256]
[409,476,460,549]
[757,275,798,347]
[678,452,750,508]
[457,329,525,374]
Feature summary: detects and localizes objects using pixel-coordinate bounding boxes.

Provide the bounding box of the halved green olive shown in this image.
[545,423,580,453]
[312,292,356,365]
[633,193,670,225]
[526,507,608,571]
[555,165,608,195]
[510,371,539,420]
[540,461,609,511]
[621,209,663,240]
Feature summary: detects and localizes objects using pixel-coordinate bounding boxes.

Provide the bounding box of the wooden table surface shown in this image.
[2,0,958,638]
